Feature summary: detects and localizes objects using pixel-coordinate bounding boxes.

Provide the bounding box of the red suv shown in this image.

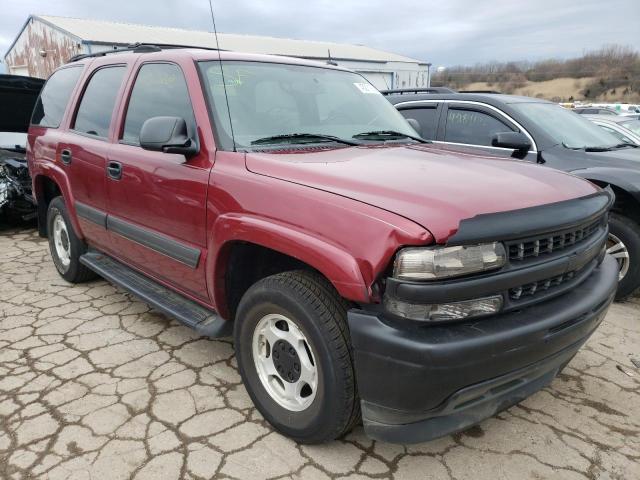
[28,45,618,444]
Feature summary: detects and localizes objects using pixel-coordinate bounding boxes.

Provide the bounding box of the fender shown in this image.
[570,167,640,205]
[207,213,369,313]
[31,162,84,240]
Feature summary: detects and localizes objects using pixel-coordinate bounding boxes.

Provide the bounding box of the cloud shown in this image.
[1,0,639,70]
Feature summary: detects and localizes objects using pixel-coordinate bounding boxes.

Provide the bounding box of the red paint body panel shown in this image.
[245,144,599,242]
[27,49,601,318]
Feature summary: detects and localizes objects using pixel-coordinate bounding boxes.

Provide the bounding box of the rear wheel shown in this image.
[46,197,96,283]
[234,270,360,444]
[608,213,640,300]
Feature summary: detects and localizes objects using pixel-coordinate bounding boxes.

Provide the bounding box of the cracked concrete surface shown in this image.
[1,227,639,480]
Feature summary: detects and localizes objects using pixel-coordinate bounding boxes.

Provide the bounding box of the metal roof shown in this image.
[32,15,424,64]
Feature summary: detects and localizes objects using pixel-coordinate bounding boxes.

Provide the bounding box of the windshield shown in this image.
[199,61,417,149]
[0,132,27,149]
[511,102,621,149]
[621,119,640,136]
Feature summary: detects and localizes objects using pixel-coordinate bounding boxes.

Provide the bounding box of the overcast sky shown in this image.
[1,0,639,70]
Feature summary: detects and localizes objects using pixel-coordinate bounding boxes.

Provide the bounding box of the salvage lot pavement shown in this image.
[0,227,638,480]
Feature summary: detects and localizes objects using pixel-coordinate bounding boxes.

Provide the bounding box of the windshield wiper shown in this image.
[611,142,639,149]
[250,133,359,146]
[584,143,639,152]
[352,130,429,143]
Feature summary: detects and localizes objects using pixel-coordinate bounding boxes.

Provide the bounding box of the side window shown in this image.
[31,66,83,128]
[399,107,439,140]
[122,63,196,144]
[73,66,126,138]
[444,108,513,147]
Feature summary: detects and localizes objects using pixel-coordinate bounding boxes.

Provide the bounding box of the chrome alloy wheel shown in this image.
[252,313,318,412]
[52,214,71,271]
[607,232,630,281]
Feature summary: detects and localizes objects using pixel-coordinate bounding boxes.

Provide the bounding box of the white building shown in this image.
[4,15,429,89]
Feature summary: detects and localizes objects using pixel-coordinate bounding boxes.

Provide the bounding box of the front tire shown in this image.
[46,196,96,283]
[234,270,360,444]
[608,213,640,300]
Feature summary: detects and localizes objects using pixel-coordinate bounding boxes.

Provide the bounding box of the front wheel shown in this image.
[607,213,640,300]
[234,270,360,444]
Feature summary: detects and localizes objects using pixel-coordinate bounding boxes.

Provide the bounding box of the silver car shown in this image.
[584,114,640,145]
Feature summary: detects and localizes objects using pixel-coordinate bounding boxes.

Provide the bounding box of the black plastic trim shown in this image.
[446,190,614,245]
[75,201,107,229]
[362,342,580,444]
[80,251,231,337]
[107,216,201,268]
[348,254,618,444]
[385,227,606,306]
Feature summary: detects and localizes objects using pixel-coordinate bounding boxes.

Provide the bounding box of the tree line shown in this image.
[432,45,640,101]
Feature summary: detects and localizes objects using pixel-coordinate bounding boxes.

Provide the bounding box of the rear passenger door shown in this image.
[439,103,537,161]
[105,61,212,301]
[64,64,128,249]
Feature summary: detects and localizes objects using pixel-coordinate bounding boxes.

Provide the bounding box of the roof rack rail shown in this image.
[380,87,456,95]
[458,90,502,94]
[67,42,221,63]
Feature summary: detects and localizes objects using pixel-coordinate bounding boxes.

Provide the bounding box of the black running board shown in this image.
[80,251,232,337]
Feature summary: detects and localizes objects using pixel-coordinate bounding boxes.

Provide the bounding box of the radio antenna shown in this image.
[207,0,236,151]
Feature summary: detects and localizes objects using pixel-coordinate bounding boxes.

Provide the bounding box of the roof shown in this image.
[26,15,424,64]
[71,48,354,73]
[385,92,552,105]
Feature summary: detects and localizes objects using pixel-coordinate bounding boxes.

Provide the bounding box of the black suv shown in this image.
[384,90,640,299]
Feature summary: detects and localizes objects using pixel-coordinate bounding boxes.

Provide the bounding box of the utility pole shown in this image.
[426,63,432,88]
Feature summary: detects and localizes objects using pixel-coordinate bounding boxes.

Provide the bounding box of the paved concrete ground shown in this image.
[0,226,639,480]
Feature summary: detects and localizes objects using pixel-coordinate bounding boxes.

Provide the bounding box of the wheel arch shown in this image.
[32,171,83,239]
[208,214,368,320]
[587,179,640,223]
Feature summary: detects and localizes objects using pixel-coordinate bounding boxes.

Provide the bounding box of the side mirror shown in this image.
[139,116,198,157]
[491,131,531,151]
[406,118,421,134]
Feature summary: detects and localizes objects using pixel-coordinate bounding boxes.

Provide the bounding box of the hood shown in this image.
[246,144,600,242]
[0,74,45,133]
[585,146,640,167]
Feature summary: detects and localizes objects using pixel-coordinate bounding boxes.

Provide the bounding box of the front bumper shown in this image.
[347,254,619,444]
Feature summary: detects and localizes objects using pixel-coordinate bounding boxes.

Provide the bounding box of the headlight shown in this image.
[393,242,506,281]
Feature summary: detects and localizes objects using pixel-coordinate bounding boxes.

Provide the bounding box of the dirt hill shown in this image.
[434,45,640,103]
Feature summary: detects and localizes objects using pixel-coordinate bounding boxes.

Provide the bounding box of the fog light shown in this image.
[384,295,503,322]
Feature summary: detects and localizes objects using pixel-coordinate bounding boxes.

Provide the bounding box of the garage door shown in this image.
[358,72,393,90]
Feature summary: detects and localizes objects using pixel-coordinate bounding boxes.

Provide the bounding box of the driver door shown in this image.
[437,103,538,161]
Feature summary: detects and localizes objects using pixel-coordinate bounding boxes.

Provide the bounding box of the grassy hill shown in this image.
[434,45,640,102]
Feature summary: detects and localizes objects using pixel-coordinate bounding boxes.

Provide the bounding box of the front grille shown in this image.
[510,270,577,300]
[507,219,601,262]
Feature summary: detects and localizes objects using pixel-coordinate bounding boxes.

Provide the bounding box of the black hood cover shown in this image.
[0,74,45,133]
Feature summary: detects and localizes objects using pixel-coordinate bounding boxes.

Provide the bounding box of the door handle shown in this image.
[106,161,122,180]
[60,149,72,165]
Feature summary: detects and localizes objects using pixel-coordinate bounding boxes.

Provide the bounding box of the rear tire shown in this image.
[46,196,96,283]
[234,270,360,444]
[608,213,640,300]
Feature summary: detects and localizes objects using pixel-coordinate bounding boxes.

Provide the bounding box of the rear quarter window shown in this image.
[31,66,83,128]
